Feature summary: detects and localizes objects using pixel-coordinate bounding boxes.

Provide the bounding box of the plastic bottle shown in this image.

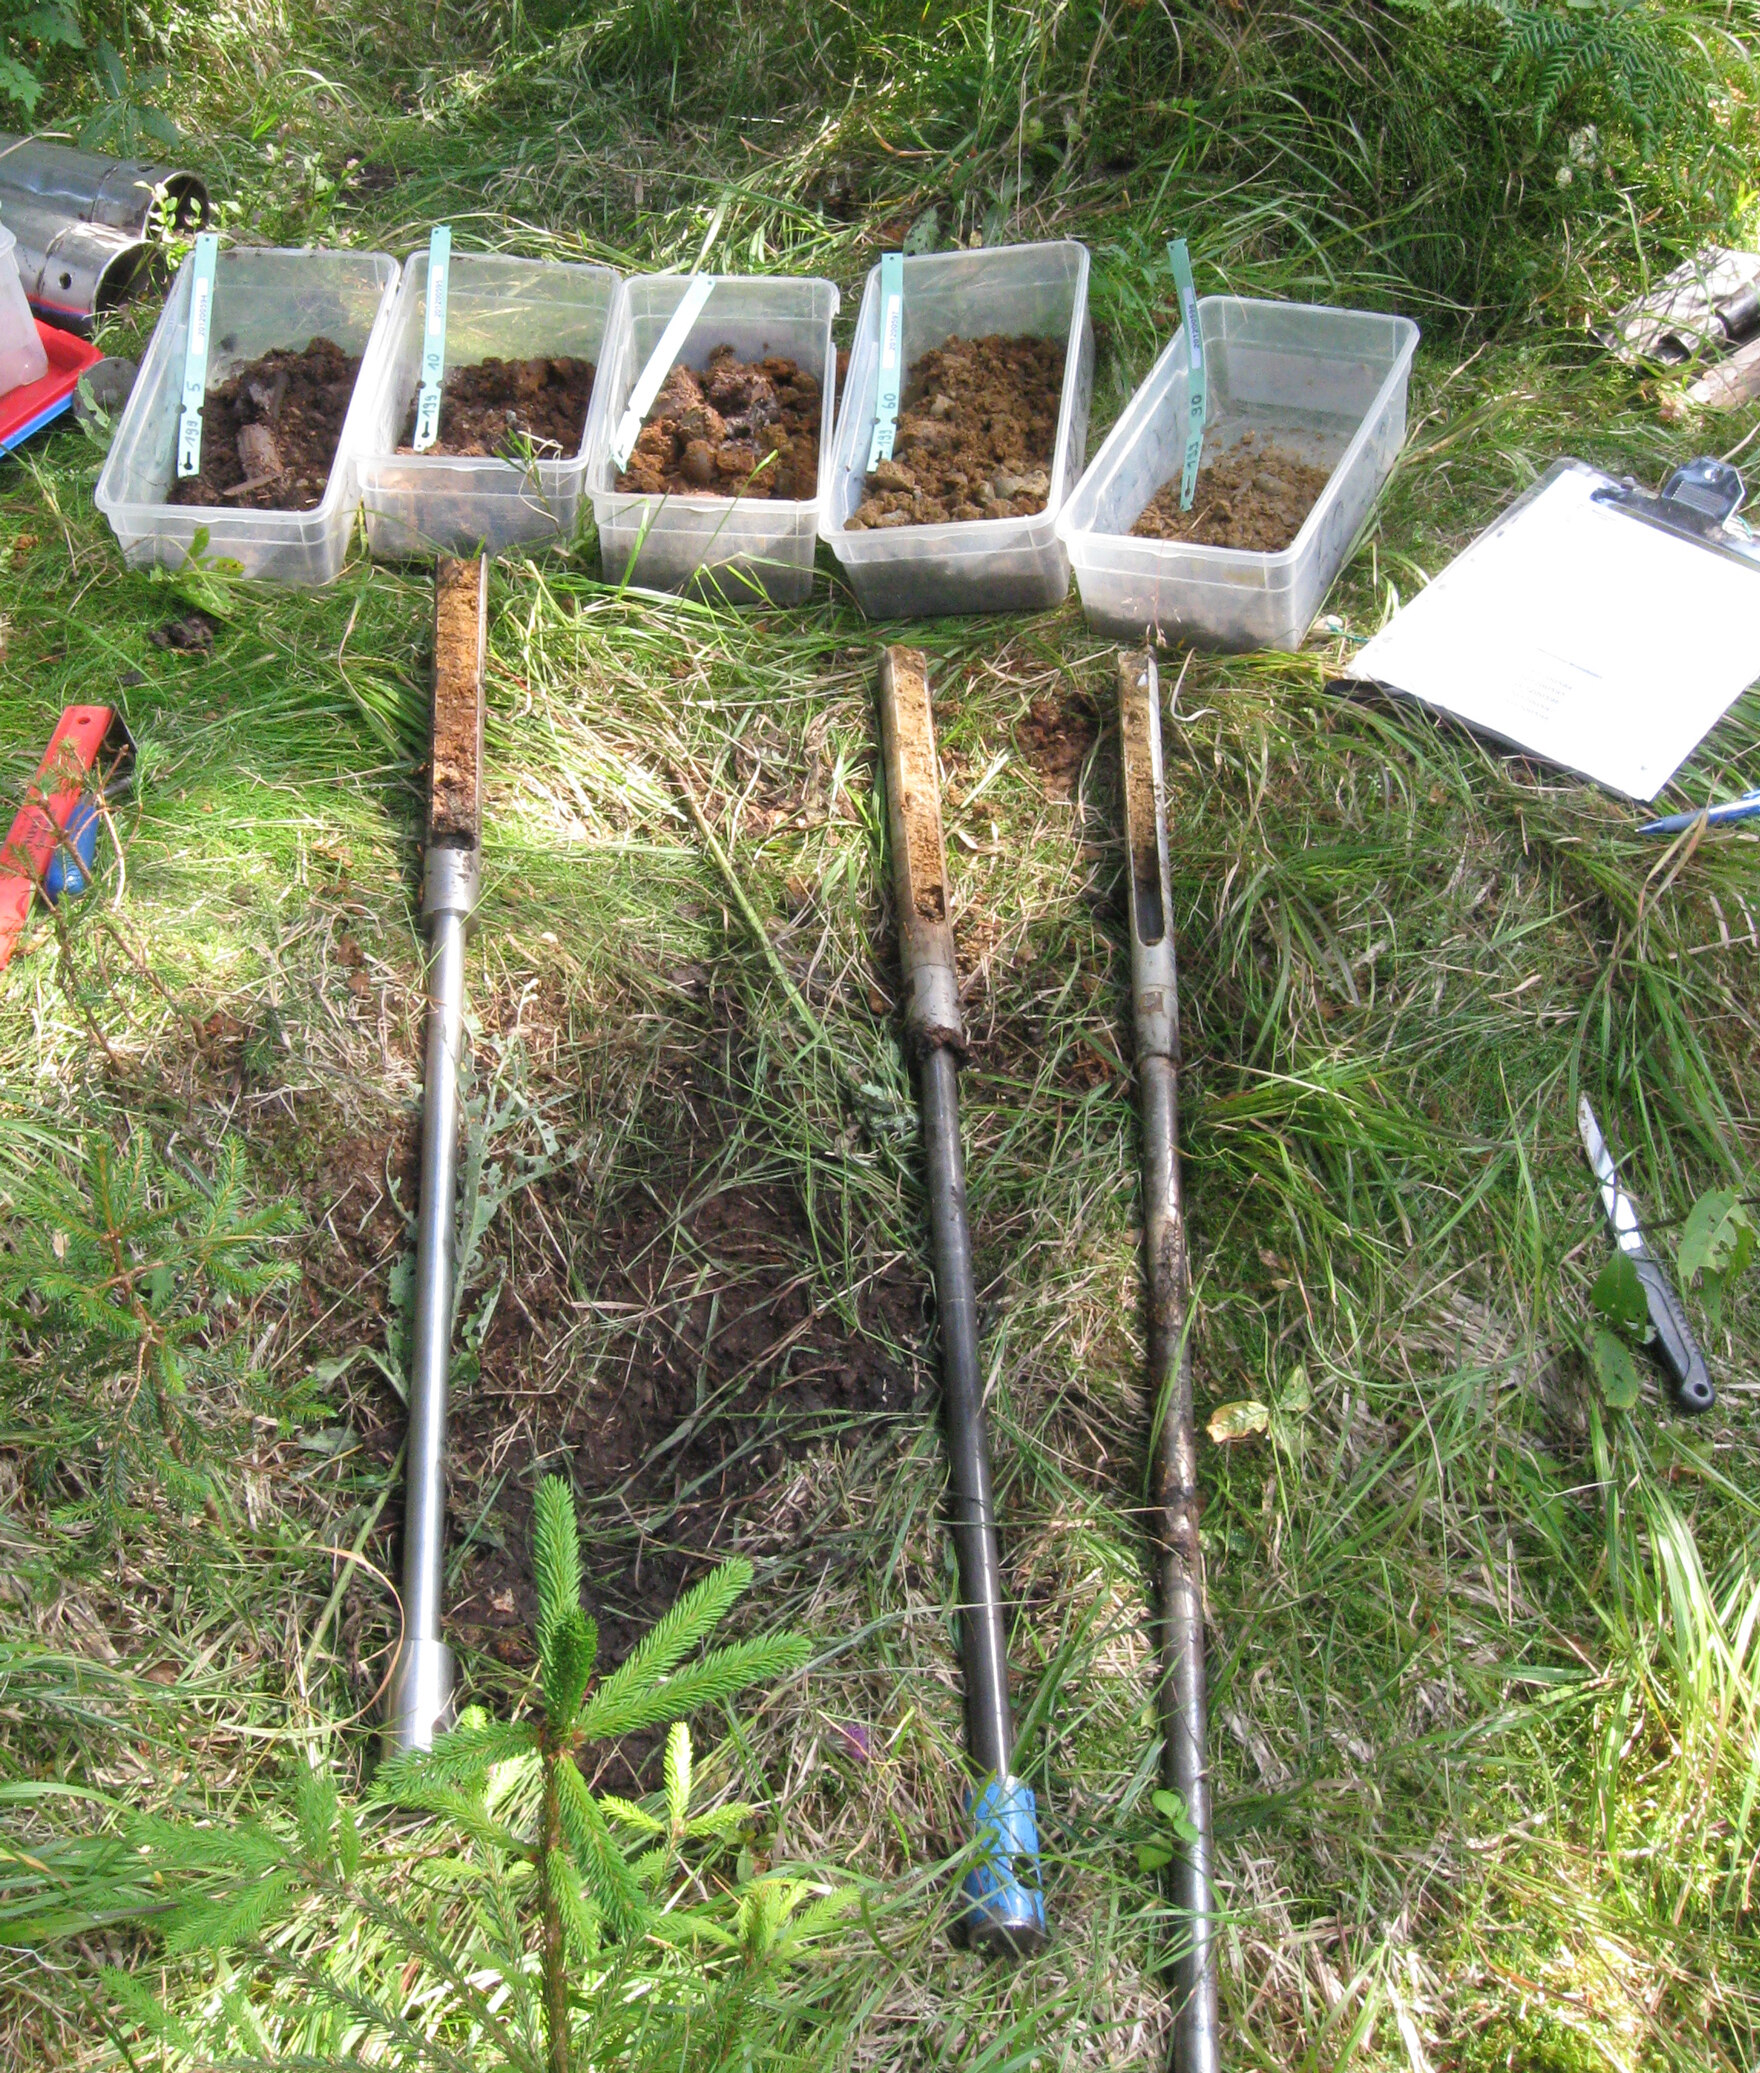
[0,219,50,396]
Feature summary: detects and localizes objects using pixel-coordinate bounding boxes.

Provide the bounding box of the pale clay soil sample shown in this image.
[1129,431,1332,552]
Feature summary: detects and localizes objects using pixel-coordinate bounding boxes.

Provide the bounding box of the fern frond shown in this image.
[531,1475,583,1649]
[580,1634,809,1741]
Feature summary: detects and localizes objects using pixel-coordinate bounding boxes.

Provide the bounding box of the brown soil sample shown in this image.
[397,355,596,459]
[615,344,821,499]
[845,332,1064,530]
[1016,690,1098,799]
[167,338,360,511]
[1130,432,1331,551]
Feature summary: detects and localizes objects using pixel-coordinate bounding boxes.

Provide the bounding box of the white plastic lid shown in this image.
[0,222,15,259]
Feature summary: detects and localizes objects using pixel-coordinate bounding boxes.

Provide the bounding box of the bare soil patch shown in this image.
[397,355,596,459]
[445,1143,923,1683]
[1130,432,1331,551]
[615,346,822,499]
[167,339,360,511]
[1016,690,1099,798]
[846,333,1063,529]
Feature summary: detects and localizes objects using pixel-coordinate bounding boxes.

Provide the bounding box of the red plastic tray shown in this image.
[0,321,102,455]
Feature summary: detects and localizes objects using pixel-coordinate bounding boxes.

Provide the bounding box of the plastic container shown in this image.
[358,249,620,559]
[821,241,1093,619]
[1059,296,1419,652]
[0,223,49,396]
[584,271,837,605]
[94,245,400,584]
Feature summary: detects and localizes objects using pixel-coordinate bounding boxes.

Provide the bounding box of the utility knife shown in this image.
[1577,1096,1716,1415]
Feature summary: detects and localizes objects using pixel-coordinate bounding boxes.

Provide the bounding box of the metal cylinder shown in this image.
[878,644,1046,1957]
[384,845,476,1752]
[919,1044,1014,1781]
[0,133,208,233]
[0,135,208,333]
[1119,651,1218,2073]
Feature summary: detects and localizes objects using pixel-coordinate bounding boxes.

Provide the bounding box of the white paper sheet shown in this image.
[1345,463,1760,800]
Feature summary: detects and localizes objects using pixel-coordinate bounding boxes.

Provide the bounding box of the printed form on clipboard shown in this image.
[1343,458,1760,801]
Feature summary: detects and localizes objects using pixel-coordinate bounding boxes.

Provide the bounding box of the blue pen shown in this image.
[1639,787,1760,835]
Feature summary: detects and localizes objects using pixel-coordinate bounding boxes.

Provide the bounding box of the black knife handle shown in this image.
[1634,1250,1717,1414]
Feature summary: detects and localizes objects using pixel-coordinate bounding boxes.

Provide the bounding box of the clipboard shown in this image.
[1343,456,1760,801]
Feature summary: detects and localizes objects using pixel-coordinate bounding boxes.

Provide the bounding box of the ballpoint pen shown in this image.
[1638,787,1760,836]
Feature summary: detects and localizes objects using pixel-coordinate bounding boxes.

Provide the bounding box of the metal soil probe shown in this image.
[385,555,487,1753]
[877,644,1047,1957]
[1118,650,1219,2073]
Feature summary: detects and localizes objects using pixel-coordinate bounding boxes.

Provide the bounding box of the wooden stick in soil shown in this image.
[384,554,487,1755]
[876,644,1047,1958]
[1117,649,1219,2073]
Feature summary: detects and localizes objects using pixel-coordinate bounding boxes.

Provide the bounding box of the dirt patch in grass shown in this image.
[1015,689,1099,798]
[846,333,1063,529]
[398,356,596,459]
[615,346,822,499]
[445,1137,923,1684]
[1130,433,1331,551]
[167,339,361,511]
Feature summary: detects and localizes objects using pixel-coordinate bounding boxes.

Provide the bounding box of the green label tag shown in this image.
[412,225,451,454]
[1167,238,1205,510]
[867,252,904,472]
[175,232,219,480]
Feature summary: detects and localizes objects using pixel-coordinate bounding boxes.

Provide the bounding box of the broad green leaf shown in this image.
[1152,1787,1200,1843]
[1207,1400,1270,1444]
[1136,1841,1175,1872]
[1590,1328,1643,1410]
[1590,1252,1647,1337]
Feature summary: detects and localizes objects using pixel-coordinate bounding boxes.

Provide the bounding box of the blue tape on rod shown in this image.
[175,232,219,480]
[961,1775,1046,1946]
[1167,237,1206,511]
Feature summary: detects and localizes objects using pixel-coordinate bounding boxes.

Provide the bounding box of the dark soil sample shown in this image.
[615,344,822,499]
[845,332,1064,530]
[167,338,360,512]
[397,355,596,460]
[1130,432,1332,551]
[1016,690,1099,799]
[445,1150,922,1681]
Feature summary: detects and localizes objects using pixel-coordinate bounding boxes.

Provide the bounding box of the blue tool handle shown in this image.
[43,794,100,901]
[961,1775,1047,1955]
[1634,1249,1716,1414]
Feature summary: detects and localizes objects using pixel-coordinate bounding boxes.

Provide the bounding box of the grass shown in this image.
[4,0,1760,2066]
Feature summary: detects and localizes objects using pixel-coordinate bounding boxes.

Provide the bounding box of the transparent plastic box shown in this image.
[821,240,1093,619]
[94,245,400,584]
[1058,296,1419,652]
[358,249,620,559]
[584,272,837,605]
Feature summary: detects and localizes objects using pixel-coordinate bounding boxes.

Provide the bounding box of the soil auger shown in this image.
[385,555,487,1753]
[876,644,1047,1958]
[1117,649,1219,2073]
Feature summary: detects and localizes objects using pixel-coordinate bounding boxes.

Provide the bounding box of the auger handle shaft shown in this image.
[1119,650,1219,2073]
[878,645,1046,1958]
[386,556,487,1755]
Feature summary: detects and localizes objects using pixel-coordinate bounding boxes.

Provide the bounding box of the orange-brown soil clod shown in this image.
[846,332,1064,530]
[615,345,822,499]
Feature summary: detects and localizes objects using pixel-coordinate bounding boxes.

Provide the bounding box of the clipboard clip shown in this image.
[1592,455,1760,565]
